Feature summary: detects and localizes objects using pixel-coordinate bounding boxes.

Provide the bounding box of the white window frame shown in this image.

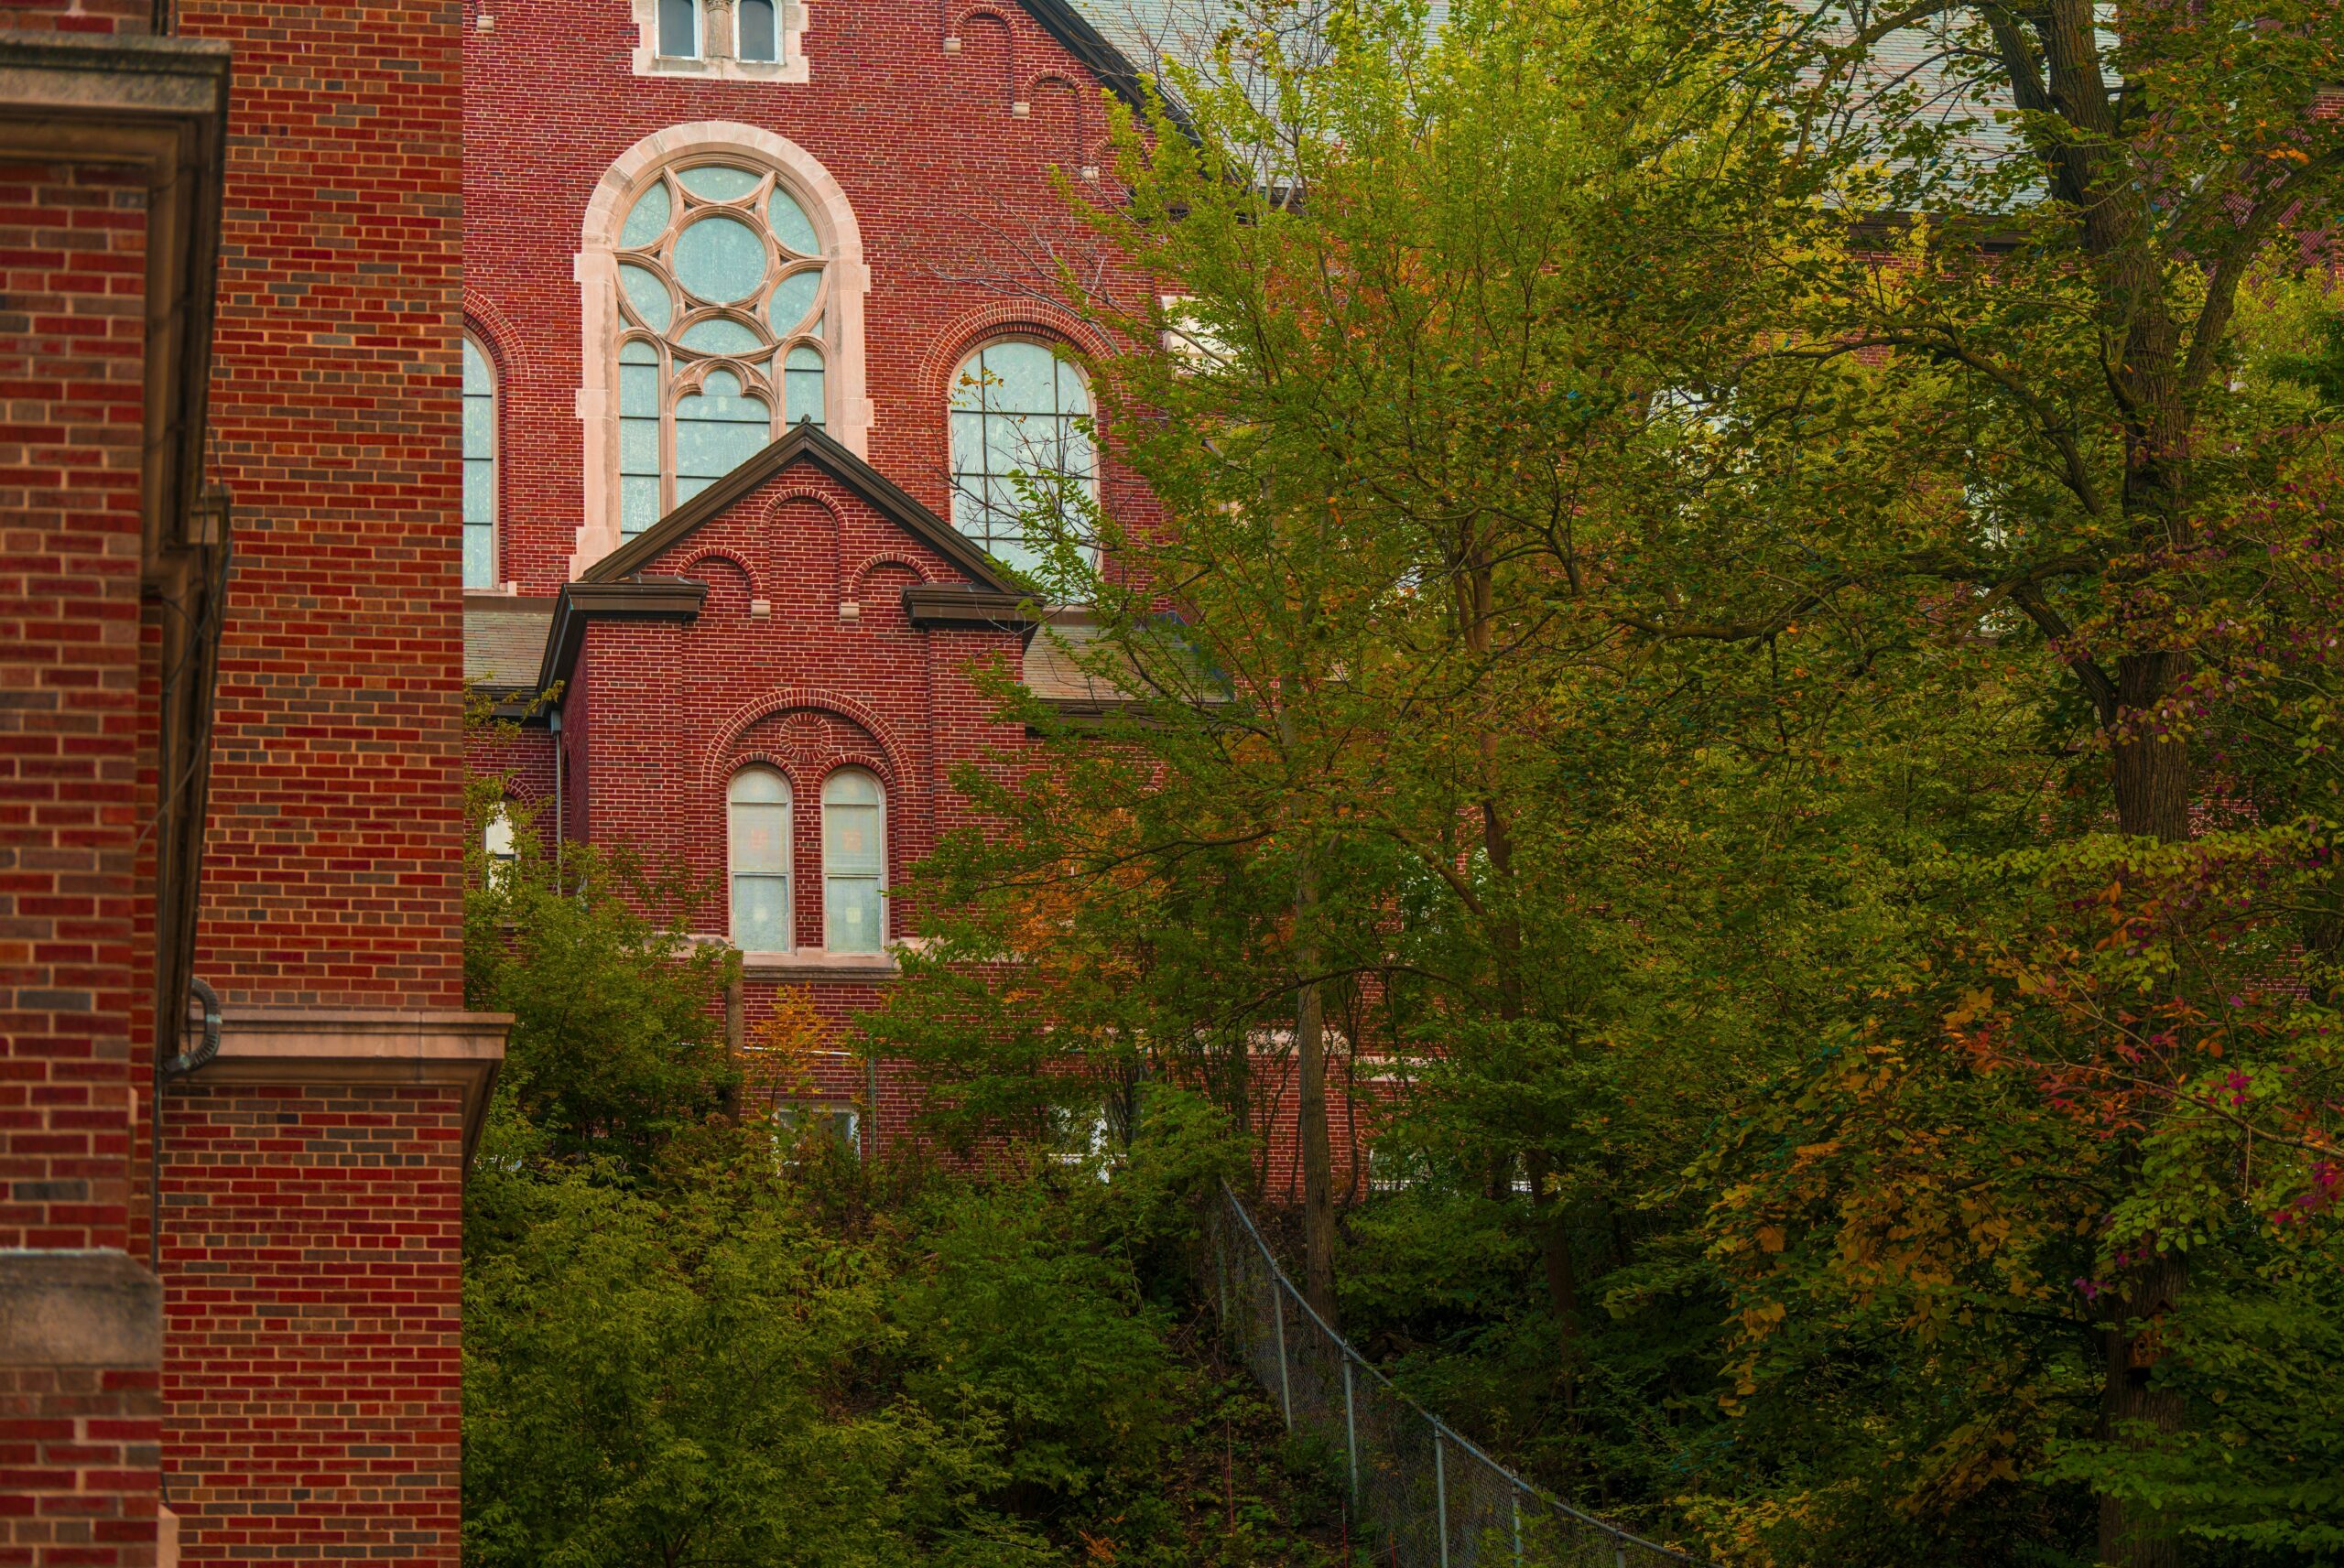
[630,0,811,81]
[728,766,794,954]
[948,337,1100,576]
[819,768,885,954]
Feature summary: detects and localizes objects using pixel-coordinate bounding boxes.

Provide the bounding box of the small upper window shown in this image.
[461,336,496,589]
[737,0,777,61]
[821,769,884,954]
[950,340,1094,576]
[658,0,698,57]
[729,768,792,952]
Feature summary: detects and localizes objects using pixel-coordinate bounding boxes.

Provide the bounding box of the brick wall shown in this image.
[158,1084,465,1565]
[0,1,152,36]
[179,0,469,1012]
[0,157,150,1259]
[0,1361,163,1568]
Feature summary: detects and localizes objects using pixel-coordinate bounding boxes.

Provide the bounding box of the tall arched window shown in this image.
[949,340,1094,575]
[729,768,792,952]
[462,335,496,589]
[737,0,777,60]
[821,769,884,954]
[610,161,830,535]
[658,0,698,57]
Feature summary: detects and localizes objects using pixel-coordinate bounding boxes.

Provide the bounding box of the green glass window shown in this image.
[620,340,662,536]
[729,768,791,953]
[461,336,495,589]
[949,340,1095,574]
[606,160,831,532]
[821,769,884,954]
[676,369,770,503]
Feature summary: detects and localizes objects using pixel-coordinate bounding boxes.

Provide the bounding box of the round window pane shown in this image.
[619,179,671,248]
[678,315,766,356]
[768,187,819,255]
[619,264,673,331]
[673,215,767,303]
[769,267,821,335]
[677,164,764,202]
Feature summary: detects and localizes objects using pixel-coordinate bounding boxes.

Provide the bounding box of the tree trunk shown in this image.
[1294,858,1340,1329]
[1525,1148,1580,1374]
[2098,1248,2189,1568]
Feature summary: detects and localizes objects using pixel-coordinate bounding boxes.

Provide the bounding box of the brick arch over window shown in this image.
[701,687,908,796]
[573,122,874,579]
[847,551,938,598]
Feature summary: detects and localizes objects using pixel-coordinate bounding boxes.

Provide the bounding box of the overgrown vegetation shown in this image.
[457,786,1361,1566]
[865,1,2344,1563]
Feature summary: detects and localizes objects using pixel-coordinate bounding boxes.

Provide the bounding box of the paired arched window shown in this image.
[728,768,792,952]
[612,161,831,535]
[727,766,887,954]
[462,335,496,589]
[821,769,885,954]
[949,339,1094,575]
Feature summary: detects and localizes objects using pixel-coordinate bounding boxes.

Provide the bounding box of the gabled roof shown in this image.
[580,420,1021,595]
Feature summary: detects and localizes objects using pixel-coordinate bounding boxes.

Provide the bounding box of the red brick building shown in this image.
[457,0,1205,1147]
[3,0,502,1561]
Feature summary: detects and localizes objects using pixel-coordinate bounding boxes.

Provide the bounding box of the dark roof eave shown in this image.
[537,577,711,692]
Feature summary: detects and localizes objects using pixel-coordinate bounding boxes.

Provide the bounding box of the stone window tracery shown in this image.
[611,160,831,535]
[949,339,1095,575]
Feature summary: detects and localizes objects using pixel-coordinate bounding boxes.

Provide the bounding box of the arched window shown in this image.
[820,769,884,954]
[610,160,830,534]
[737,0,777,61]
[729,768,792,952]
[949,340,1094,575]
[462,335,496,589]
[483,802,517,886]
[657,0,698,58]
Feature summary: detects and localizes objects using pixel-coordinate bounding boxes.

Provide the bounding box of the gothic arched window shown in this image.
[461,334,496,588]
[949,339,1094,575]
[612,161,830,535]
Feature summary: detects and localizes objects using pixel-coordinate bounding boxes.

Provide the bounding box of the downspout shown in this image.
[549,706,564,886]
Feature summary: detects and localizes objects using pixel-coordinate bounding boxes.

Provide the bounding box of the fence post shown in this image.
[1513,1487,1524,1563]
[1434,1428,1450,1568]
[1342,1358,1359,1506]
[1214,1203,1229,1331]
[1273,1280,1293,1429]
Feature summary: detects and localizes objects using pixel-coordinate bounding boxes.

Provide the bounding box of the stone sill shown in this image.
[733,948,902,983]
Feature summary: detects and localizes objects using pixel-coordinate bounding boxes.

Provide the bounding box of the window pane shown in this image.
[621,472,662,535]
[731,799,787,871]
[674,216,766,304]
[620,179,671,248]
[768,267,820,335]
[824,801,881,874]
[620,265,673,332]
[987,341,1057,413]
[658,0,695,55]
[768,187,819,256]
[463,455,494,524]
[678,315,765,356]
[733,873,789,951]
[464,521,494,589]
[783,349,824,427]
[677,164,762,202]
[825,877,883,954]
[737,0,776,60]
[677,373,771,492]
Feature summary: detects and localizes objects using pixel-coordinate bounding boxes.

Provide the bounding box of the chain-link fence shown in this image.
[1208,1183,1711,1568]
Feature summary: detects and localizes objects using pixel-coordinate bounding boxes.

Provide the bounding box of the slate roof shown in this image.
[464,594,557,689]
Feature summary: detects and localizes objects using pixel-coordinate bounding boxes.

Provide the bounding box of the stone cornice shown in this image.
[200,1008,512,1169]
